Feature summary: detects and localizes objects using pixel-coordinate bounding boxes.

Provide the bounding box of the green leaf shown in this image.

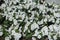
[15,29,19,33]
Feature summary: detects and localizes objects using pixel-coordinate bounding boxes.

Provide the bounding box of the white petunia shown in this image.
[37,19,43,25]
[5,37,10,40]
[41,26,48,35]
[32,37,36,40]
[56,18,60,24]
[49,25,53,31]
[53,35,57,40]
[37,5,45,11]
[37,35,41,39]
[54,13,60,17]
[14,33,21,40]
[0,32,3,36]
[31,22,39,31]
[1,4,6,8]
[53,24,59,32]
[13,19,18,25]
[7,7,11,11]
[11,30,15,35]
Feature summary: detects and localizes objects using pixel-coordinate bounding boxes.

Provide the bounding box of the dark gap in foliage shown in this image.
[0,16,6,25]
[0,0,5,6]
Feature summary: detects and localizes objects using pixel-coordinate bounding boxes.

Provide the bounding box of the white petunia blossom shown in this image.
[14,33,21,40]
[0,32,3,36]
[37,35,41,39]
[32,37,36,40]
[31,22,39,31]
[5,37,10,40]
[41,26,48,35]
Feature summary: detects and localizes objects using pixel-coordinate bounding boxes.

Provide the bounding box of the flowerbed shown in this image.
[0,0,60,40]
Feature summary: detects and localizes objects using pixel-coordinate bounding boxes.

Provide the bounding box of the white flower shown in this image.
[37,19,43,25]
[56,18,60,24]
[9,15,13,21]
[28,10,31,13]
[49,17,54,22]
[37,35,41,39]
[54,5,59,8]
[31,22,39,31]
[15,0,19,2]
[24,22,30,32]
[11,30,21,40]
[41,26,48,35]
[7,7,11,11]
[32,37,36,40]
[12,0,18,4]
[5,37,10,40]
[14,24,19,30]
[44,18,47,23]
[14,33,21,40]
[11,30,15,35]
[48,35,52,40]
[53,35,57,40]
[54,13,60,17]
[1,4,6,8]
[13,19,18,25]
[53,24,58,32]
[37,5,45,11]
[0,32,3,36]
[49,25,53,31]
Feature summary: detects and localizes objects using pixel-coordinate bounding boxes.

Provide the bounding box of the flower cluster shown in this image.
[0,0,60,40]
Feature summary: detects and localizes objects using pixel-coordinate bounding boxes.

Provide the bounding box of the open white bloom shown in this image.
[37,35,41,39]
[37,5,45,11]
[14,33,21,40]
[11,30,21,40]
[0,32,3,36]
[11,30,15,35]
[49,25,53,31]
[54,13,60,17]
[53,24,59,32]
[37,20,43,25]
[32,37,36,40]
[13,19,18,25]
[56,18,60,24]
[53,35,57,40]
[31,22,39,31]
[48,35,53,40]
[5,37,10,40]
[1,4,6,8]
[41,26,48,35]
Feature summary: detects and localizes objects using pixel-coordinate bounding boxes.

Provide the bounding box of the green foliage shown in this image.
[15,29,19,33]
[57,37,60,40]
[0,9,4,13]
[3,19,13,29]
[20,0,24,2]
[38,12,43,21]
[2,26,9,37]
[25,31,33,39]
